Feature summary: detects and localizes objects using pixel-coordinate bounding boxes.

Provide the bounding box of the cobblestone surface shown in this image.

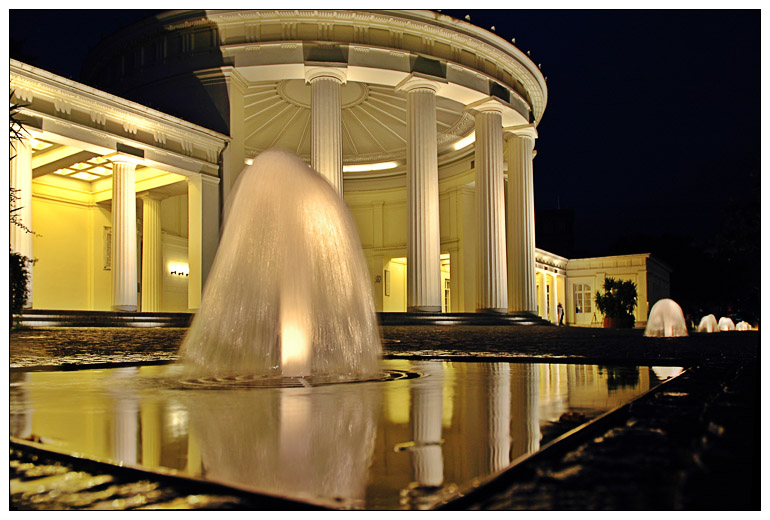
[9,325,761,510]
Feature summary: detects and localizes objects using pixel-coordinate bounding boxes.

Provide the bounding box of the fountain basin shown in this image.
[10,359,675,510]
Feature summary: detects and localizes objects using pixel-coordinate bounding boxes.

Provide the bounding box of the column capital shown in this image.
[138,191,166,202]
[395,73,445,93]
[466,96,508,115]
[185,172,220,187]
[110,152,143,168]
[304,66,347,84]
[504,124,538,140]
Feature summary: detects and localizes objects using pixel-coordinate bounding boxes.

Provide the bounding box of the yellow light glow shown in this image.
[71,172,100,181]
[453,131,475,151]
[244,158,254,166]
[90,166,111,175]
[71,163,93,170]
[280,318,310,377]
[53,168,74,175]
[168,262,189,275]
[342,161,398,173]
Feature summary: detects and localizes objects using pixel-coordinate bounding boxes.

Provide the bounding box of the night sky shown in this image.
[9,9,762,315]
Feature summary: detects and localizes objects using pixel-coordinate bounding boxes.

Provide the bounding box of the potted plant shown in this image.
[595,277,637,328]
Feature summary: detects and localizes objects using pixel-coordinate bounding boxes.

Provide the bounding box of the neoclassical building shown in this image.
[10,10,669,326]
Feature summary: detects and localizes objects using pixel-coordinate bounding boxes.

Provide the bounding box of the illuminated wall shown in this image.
[30,187,192,312]
[346,159,477,313]
[566,254,671,328]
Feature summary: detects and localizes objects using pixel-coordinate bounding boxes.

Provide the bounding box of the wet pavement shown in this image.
[9,325,761,510]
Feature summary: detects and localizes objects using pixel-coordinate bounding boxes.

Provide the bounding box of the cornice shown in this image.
[20,107,219,175]
[193,10,546,121]
[11,60,230,147]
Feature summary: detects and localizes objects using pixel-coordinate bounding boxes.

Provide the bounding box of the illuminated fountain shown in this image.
[9,149,683,510]
[697,314,718,333]
[644,298,688,337]
[718,317,736,331]
[736,321,752,331]
[178,149,381,381]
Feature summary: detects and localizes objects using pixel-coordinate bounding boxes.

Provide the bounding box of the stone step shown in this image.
[16,309,553,328]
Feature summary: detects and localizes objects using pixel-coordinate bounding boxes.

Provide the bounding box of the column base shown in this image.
[407,306,442,313]
[112,305,137,312]
[476,307,509,314]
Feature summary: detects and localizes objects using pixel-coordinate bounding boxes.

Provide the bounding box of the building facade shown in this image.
[10,10,669,326]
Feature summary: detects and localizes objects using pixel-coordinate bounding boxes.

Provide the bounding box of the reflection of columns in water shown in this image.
[9,372,31,438]
[410,362,444,487]
[509,363,541,461]
[112,368,139,464]
[487,363,511,473]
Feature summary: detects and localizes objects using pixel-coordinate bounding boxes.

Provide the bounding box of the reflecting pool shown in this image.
[9,360,680,510]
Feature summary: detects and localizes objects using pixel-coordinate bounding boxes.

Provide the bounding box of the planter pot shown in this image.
[603,317,634,328]
[603,317,620,328]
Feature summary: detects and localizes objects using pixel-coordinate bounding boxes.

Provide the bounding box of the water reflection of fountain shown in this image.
[644,299,688,337]
[697,314,718,333]
[179,150,381,380]
[182,384,381,508]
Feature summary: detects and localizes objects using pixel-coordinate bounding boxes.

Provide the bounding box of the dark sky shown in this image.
[9,9,761,257]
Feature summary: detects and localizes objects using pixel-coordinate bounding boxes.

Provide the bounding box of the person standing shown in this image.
[557,302,564,326]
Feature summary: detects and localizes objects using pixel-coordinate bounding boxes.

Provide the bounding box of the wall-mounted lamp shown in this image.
[169,262,190,276]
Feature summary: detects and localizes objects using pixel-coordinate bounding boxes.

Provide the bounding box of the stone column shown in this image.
[473,103,508,313]
[306,67,346,197]
[540,272,550,322]
[550,273,559,325]
[398,76,443,313]
[505,128,538,314]
[140,195,163,312]
[10,137,33,307]
[187,173,221,311]
[111,160,138,312]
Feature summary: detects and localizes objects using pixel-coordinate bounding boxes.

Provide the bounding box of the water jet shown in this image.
[178,150,381,381]
[718,317,736,331]
[697,314,718,333]
[736,321,751,331]
[644,299,688,337]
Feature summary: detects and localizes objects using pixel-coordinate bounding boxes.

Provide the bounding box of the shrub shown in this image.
[595,277,637,328]
[10,251,29,328]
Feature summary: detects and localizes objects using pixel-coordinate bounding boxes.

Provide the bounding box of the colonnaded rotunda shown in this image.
[10,10,670,326]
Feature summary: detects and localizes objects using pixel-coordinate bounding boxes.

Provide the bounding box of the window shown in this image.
[573,283,592,314]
